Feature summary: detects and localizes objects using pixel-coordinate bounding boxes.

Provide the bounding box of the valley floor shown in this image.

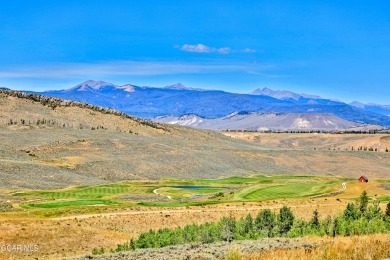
[1,128,389,259]
[0,189,389,259]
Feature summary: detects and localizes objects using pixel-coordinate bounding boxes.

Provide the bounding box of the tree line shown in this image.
[92,191,390,255]
[224,129,389,134]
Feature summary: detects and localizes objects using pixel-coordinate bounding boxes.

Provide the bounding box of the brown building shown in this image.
[358,176,368,183]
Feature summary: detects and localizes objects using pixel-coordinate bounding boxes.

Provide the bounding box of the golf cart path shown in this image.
[153,188,172,200]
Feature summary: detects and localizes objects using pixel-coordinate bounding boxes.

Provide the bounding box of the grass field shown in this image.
[2,175,390,260]
[8,175,389,212]
[14,183,152,199]
[9,174,356,210]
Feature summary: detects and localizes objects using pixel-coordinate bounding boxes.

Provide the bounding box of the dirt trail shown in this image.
[52,202,344,221]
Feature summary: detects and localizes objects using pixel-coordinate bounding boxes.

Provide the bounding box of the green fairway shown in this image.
[370,196,390,203]
[13,183,151,199]
[11,174,343,210]
[237,183,337,200]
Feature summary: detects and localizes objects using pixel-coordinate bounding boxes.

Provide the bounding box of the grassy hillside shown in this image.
[0,90,267,190]
[0,90,389,191]
[223,132,390,152]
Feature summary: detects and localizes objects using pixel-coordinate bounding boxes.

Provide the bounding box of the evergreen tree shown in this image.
[359,191,369,214]
[137,230,155,248]
[278,206,295,234]
[344,203,360,220]
[365,202,382,221]
[255,209,276,237]
[200,223,219,244]
[130,238,136,250]
[311,209,320,228]
[332,218,339,237]
[244,214,253,234]
[323,215,333,235]
[220,216,236,242]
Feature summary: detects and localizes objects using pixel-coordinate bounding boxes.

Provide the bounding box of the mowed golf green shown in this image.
[11,175,344,209]
[237,183,337,200]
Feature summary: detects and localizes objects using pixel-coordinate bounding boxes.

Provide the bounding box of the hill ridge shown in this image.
[0,89,166,131]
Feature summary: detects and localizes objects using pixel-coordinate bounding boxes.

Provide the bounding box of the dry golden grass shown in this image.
[0,182,388,258]
[0,95,166,136]
[2,179,389,259]
[1,196,387,259]
[339,182,390,199]
[223,132,390,152]
[224,132,390,179]
[0,217,129,259]
[245,234,390,260]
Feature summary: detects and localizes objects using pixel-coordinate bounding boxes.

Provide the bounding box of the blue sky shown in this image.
[0,1,389,103]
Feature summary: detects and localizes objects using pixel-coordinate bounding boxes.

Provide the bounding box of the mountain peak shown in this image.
[261,87,273,92]
[165,83,186,89]
[251,87,271,95]
[164,83,205,91]
[350,101,366,108]
[117,84,135,92]
[67,80,117,92]
[251,87,322,100]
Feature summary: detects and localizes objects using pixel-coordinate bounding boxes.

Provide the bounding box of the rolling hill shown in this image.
[0,89,266,189]
[153,112,383,131]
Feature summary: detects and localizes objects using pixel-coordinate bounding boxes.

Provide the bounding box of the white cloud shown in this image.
[180,44,213,53]
[178,44,256,54]
[217,47,231,54]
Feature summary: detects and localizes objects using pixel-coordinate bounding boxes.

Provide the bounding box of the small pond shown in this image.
[170,186,213,189]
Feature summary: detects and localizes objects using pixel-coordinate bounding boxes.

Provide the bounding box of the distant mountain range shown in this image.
[154,112,383,131]
[26,80,390,128]
[250,87,323,100]
[349,101,390,117]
